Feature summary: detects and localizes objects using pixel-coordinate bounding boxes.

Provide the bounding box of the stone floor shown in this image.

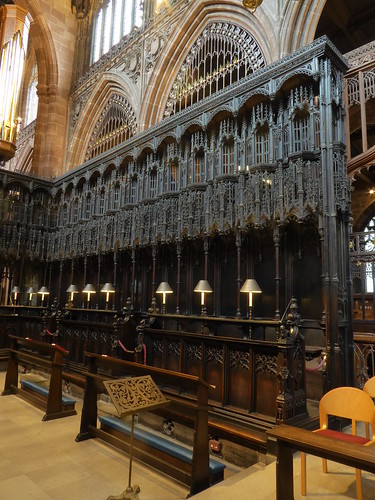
[1,370,375,499]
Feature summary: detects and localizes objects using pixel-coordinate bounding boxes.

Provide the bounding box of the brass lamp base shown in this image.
[108,485,140,500]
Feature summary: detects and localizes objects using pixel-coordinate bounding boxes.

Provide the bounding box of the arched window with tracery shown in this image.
[85,94,137,160]
[91,0,144,64]
[164,22,265,117]
[25,64,38,126]
[362,218,375,293]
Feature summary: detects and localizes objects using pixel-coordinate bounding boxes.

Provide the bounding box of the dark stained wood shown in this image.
[267,425,375,500]
[77,352,212,496]
[1,335,76,421]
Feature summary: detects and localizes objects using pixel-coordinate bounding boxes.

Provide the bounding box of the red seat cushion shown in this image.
[316,428,370,445]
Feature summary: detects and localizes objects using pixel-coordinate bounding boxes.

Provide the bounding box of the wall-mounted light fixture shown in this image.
[101,282,115,309]
[194,279,212,316]
[82,283,96,308]
[156,281,173,314]
[38,286,49,307]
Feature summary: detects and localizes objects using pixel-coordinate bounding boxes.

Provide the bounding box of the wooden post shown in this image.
[191,381,210,495]
[76,355,98,441]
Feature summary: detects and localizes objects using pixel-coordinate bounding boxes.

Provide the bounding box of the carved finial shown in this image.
[71,0,90,19]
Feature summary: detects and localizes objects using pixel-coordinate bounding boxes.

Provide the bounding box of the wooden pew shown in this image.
[267,424,375,500]
[76,352,220,497]
[2,335,76,421]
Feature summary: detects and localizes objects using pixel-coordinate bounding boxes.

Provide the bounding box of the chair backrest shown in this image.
[363,377,375,398]
[319,386,375,436]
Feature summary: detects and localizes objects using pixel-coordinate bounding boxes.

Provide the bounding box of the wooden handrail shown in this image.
[84,351,212,390]
[9,334,69,355]
[267,425,375,500]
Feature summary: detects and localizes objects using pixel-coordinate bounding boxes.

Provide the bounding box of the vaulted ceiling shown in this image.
[315,0,375,54]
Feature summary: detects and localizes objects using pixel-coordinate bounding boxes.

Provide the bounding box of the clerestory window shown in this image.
[91,0,144,64]
[25,65,38,126]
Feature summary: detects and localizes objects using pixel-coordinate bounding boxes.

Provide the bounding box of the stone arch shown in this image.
[279,0,327,55]
[14,0,76,178]
[67,73,138,169]
[21,0,59,92]
[140,1,274,129]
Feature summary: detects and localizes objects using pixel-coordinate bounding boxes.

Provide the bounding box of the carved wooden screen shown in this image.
[164,22,265,117]
[85,94,137,160]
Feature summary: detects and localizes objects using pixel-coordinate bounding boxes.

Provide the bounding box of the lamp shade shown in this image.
[240,279,261,294]
[26,287,35,295]
[82,284,96,294]
[66,284,78,294]
[11,286,21,294]
[38,286,50,295]
[101,283,115,293]
[194,280,212,293]
[156,282,173,294]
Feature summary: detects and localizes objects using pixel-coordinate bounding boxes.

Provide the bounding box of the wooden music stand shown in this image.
[104,375,169,500]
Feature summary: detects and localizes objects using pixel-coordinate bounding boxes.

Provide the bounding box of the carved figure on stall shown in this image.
[71,0,90,18]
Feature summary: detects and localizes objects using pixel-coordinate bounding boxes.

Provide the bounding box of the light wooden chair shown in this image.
[301,386,375,500]
[363,376,375,398]
[363,376,375,438]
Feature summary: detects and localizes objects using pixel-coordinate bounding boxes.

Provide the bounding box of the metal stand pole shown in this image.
[107,414,140,500]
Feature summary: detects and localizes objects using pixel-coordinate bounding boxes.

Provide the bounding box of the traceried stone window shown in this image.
[164,22,265,117]
[85,94,137,160]
[91,0,144,64]
[363,218,375,293]
[25,65,38,126]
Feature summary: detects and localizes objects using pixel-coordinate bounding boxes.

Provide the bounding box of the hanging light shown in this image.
[242,0,263,12]
[156,282,173,314]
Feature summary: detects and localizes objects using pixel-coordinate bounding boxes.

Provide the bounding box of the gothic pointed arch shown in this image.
[163,22,266,118]
[24,0,59,91]
[140,1,272,128]
[85,94,137,161]
[279,0,327,54]
[68,74,138,168]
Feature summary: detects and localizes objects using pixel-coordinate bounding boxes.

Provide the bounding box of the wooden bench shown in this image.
[76,352,218,497]
[20,379,76,412]
[98,415,225,486]
[2,335,77,421]
[267,424,375,500]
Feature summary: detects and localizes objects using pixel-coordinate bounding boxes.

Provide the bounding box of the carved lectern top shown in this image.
[103,375,168,417]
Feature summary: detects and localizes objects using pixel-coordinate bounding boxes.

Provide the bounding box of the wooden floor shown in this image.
[1,370,375,499]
